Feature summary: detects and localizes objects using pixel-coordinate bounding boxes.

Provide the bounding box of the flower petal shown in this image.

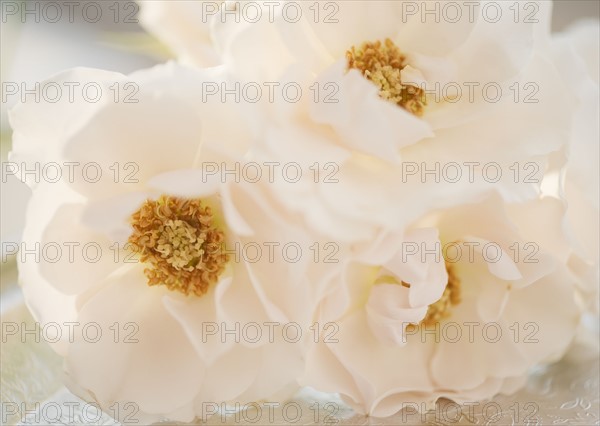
[67,265,205,418]
[310,60,434,162]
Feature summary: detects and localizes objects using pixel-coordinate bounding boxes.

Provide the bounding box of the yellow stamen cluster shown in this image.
[346,38,426,116]
[128,195,229,296]
[420,263,461,327]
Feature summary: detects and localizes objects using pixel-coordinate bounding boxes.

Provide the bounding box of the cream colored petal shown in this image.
[430,289,527,391]
[66,265,205,418]
[223,182,318,326]
[327,312,435,414]
[139,0,220,67]
[8,68,128,189]
[81,191,154,245]
[502,268,580,365]
[366,283,428,345]
[17,181,82,355]
[62,90,203,199]
[310,60,434,162]
[38,203,122,295]
[147,169,221,199]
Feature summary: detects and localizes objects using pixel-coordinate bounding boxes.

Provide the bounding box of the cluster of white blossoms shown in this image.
[10,1,598,422]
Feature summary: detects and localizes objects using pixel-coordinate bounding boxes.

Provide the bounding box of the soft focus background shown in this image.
[1,1,599,425]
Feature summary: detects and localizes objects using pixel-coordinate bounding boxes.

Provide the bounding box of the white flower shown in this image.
[195,0,573,241]
[9,1,594,422]
[138,0,222,67]
[10,63,333,422]
[303,195,580,416]
[349,227,449,345]
[212,2,566,158]
[135,1,576,244]
[550,20,600,315]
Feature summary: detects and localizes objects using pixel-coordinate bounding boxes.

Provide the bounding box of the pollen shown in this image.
[128,195,229,297]
[346,38,426,116]
[421,263,461,327]
[407,263,461,332]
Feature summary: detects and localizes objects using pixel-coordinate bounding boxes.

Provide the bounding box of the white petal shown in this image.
[466,236,522,281]
[310,60,434,162]
[81,191,154,245]
[503,268,580,364]
[67,265,205,417]
[39,203,121,295]
[8,68,128,189]
[139,1,219,67]
[366,284,428,344]
[62,89,203,199]
[17,181,81,355]
[147,169,220,198]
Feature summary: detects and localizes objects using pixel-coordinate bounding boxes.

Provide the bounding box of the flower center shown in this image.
[420,263,461,327]
[403,262,461,333]
[128,195,229,296]
[346,38,426,116]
